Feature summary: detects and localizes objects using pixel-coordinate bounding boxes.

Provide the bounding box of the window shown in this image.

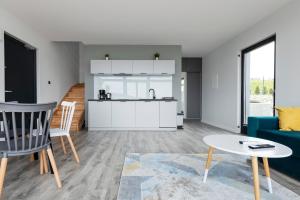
[241,35,276,133]
[94,76,173,99]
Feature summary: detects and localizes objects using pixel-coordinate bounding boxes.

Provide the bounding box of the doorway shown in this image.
[241,35,276,134]
[4,33,37,103]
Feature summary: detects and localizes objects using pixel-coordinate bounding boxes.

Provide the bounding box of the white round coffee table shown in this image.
[202,134,292,200]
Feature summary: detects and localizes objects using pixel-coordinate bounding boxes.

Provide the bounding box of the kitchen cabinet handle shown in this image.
[139,73,147,75]
[161,73,168,75]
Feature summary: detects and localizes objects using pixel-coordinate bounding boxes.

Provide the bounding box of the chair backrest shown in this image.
[59,101,76,133]
[0,102,56,154]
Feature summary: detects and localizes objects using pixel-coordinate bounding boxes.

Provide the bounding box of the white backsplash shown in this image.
[94,76,173,99]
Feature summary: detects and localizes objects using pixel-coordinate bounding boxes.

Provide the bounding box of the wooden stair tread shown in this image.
[50,83,85,131]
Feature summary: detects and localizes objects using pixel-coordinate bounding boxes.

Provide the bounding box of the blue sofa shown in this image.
[248,116,300,181]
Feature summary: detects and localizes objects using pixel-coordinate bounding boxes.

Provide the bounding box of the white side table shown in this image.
[203,134,292,200]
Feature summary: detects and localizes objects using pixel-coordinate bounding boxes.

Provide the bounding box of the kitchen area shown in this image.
[88,59,178,131]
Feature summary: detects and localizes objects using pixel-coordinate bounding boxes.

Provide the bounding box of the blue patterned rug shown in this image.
[117,153,300,200]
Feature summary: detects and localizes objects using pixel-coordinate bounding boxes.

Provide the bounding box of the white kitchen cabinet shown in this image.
[132,60,154,74]
[153,60,175,74]
[111,60,133,74]
[135,101,159,127]
[112,101,135,127]
[90,60,112,74]
[88,101,112,127]
[159,101,177,127]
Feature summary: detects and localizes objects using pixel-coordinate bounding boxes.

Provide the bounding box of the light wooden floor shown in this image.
[2,120,299,199]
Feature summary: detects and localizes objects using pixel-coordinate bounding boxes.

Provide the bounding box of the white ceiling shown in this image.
[0,0,292,56]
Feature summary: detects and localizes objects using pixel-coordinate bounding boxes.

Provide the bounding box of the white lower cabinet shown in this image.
[135,101,159,127]
[159,101,177,127]
[88,100,177,130]
[111,101,135,127]
[88,101,112,128]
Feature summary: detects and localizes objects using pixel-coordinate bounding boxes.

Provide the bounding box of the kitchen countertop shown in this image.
[88,98,177,102]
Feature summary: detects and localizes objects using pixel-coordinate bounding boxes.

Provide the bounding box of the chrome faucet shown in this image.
[149,89,156,99]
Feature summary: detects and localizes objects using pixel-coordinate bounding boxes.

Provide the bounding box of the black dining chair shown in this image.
[0,102,62,196]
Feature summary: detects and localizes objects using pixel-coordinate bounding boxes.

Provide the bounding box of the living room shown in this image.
[0,0,300,200]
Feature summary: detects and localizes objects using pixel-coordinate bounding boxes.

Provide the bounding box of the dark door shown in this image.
[4,33,37,103]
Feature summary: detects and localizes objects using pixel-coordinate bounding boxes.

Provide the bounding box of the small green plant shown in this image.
[154,52,160,60]
[263,86,268,95]
[254,86,260,95]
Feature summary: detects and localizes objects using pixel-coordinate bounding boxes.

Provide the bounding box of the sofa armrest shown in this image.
[247,117,279,137]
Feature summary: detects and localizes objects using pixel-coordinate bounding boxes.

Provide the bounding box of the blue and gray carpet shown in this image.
[118,153,300,200]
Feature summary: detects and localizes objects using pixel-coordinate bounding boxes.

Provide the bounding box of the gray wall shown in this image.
[202,0,300,133]
[79,44,182,122]
[182,58,202,119]
[186,73,202,119]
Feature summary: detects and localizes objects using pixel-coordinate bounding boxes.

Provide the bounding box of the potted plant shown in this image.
[105,54,110,60]
[154,52,160,60]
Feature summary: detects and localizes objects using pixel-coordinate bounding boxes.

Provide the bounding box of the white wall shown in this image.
[0,7,79,103]
[202,0,300,133]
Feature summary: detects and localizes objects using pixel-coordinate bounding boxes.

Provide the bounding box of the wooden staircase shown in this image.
[51,83,85,131]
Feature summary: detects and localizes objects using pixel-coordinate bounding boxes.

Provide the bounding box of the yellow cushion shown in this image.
[276,107,300,131]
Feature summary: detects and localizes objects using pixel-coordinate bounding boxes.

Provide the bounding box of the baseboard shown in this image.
[201,120,240,133]
[88,127,177,131]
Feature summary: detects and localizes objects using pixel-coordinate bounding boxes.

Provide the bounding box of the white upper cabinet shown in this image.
[90,60,112,74]
[153,60,175,74]
[132,60,154,74]
[111,60,133,74]
[90,60,175,75]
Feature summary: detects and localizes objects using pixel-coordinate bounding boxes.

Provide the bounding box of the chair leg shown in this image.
[72,132,77,148]
[40,151,44,175]
[67,135,80,163]
[60,136,67,155]
[42,150,49,174]
[30,154,35,162]
[46,148,62,188]
[0,157,8,196]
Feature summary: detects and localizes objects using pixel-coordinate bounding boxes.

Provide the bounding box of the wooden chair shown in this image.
[50,101,80,163]
[0,102,62,196]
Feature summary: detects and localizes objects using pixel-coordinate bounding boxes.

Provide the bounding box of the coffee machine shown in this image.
[99,90,106,100]
[106,93,112,100]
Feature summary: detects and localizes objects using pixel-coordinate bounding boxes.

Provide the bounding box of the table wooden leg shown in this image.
[263,157,272,193]
[252,156,260,200]
[203,146,214,183]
